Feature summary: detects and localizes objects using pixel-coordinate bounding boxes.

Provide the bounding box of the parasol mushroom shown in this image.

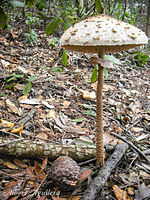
[60,14,148,166]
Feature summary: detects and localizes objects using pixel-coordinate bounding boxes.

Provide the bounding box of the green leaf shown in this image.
[46,16,58,36]
[95,0,103,14]
[83,110,96,117]
[28,75,36,82]
[0,9,7,29]
[6,77,15,82]
[13,74,24,78]
[51,66,64,72]
[62,49,67,67]
[104,67,108,78]
[91,65,98,83]
[25,0,34,8]
[0,94,5,97]
[63,19,73,30]
[23,81,32,95]
[72,118,85,122]
[9,0,25,8]
[104,55,121,65]
[6,74,24,82]
[82,104,93,109]
[4,83,17,89]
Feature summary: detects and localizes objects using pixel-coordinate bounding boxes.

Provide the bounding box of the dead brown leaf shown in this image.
[13,158,28,168]
[113,185,130,200]
[3,161,19,170]
[6,99,19,114]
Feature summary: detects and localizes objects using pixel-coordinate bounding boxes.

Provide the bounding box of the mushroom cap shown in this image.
[60,14,148,53]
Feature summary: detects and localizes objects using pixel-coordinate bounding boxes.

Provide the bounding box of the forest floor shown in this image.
[0,25,150,200]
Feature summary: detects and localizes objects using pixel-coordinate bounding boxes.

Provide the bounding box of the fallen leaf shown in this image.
[12,57,18,62]
[103,123,118,146]
[4,180,19,188]
[62,100,71,108]
[42,100,54,109]
[79,169,92,182]
[1,119,14,128]
[41,157,48,171]
[113,185,130,200]
[18,95,28,101]
[15,84,26,91]
[127,187,134,195]
[3,161,19,169]
[19,98,41,105]
[9,196,19,200]
[1,60,10,68]
[130,127,143,132]
[6,99,19,114]
[46,110,56,119]
[103,132,118,146]
[13,158,28,168]
[77,88,96,100]
[25,166,35,179]
[36,132,48,140]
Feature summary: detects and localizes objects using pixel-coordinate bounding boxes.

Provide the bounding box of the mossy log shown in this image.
[0,137,96,161]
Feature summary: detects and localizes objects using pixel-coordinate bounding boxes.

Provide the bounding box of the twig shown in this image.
[111,132,150,164]
[80,143,129,200]
[0,130,22,138]
[126,117,143,131]
[105,114,136,140]
[17,108,36,126]
[78,158,96,166]
[0,138,24,147]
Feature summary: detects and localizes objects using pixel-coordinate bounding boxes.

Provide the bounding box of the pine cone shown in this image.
[50,156,80,188]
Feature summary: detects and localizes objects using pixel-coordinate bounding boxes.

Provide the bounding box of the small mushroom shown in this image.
[60,14,148,166]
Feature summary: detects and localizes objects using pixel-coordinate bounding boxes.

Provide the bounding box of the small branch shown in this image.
[80,143,129,200]
[126,117,143,131]
[0,137,96,161]
[111,132,150,164]
[17,108,36,126]
[0,138,24,147]
[105,114,136,140]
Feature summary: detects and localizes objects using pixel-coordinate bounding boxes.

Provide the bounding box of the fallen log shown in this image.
[0,137,96,161]
[80,142,129,200]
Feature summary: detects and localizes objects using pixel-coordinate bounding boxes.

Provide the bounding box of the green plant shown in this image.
[91,55,121,82]
[46,2,79,36]
[25,29,38,45]
[62,49,67,67]
[111,2,136,24]
[134,52,149,67]
[25,12,39,28]
[23,74,36,95]
[3,74,24,89]
[49,37,59,49]
[51,66,64,72]
[36,0,47,10]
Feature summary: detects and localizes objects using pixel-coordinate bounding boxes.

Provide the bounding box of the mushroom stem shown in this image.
[96,50,105,166]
